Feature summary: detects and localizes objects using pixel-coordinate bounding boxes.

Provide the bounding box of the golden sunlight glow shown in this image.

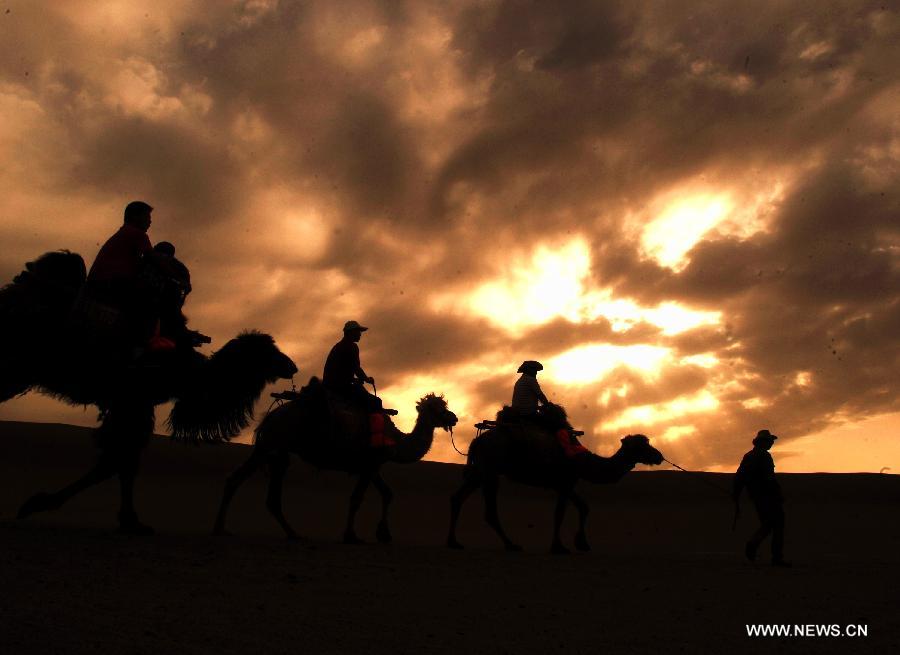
[645,303,721,335]
[600,384,629,406]
[680,353,719,368]
[378,371,479,464]
[546,344,670,386]
[641,194,733,270]
[253,189,332,264]
[599,390,719,432]
[662,425,697,441]
[464,239,591,327]
[447,237,720,336]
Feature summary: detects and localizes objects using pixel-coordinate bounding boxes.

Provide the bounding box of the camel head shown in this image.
[619,434,664,466]
[168,331,297,443]
[416,393,458,432]
[210,331,298,383]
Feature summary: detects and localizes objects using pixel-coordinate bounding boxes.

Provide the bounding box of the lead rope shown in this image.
[662,457,733,497]
[450,425,468,457]
[663,457,740,530]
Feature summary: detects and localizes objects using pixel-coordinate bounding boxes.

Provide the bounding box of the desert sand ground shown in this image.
[1,420,898,654]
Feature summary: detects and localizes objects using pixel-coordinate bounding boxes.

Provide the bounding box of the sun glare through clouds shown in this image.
[599,390,720,433]
[463,239,591,327]
[546,344,671,385]
[453,238,721,337]
[641,193,733,270]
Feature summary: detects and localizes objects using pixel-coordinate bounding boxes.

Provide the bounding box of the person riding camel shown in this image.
[511,360,587,457]
[86,201,156,350]
[143,241,208,353]
[88,200,154,302]
[323,321,393,448]
[511,360,549,418]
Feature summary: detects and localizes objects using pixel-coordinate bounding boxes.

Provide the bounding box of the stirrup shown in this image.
[382,408,399,416]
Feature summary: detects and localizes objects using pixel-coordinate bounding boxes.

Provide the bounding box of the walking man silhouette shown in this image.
[733,429,790,567]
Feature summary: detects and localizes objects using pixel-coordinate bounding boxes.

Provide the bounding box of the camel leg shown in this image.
[447,474,481,549]
[213,448,267,536]
[17,456,117,520]
[483,476,522,552]
[551,492,570,555]
[343,472,373,545]
[371,473,394,544]
[570,491,591,552]
[265,451,299,540]
[116,445,153,536]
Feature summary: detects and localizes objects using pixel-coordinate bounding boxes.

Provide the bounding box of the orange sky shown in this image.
[0,1,897,472]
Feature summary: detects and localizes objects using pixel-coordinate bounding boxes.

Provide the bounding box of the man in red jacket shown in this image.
[88,201,154,294]
[86,201,155,349]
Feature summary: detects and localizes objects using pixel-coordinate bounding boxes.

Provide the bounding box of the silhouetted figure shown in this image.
[87,201,154,292]
[1,248,297,533]
[511,360,549,416]
[323,320,389,446]
[447,420,664,553]
[733,429,790,567]
[213,384,457,544]
[142,241,207,353]
[510,361,586,457]
[85,201,161,351]
[323,321,376,402]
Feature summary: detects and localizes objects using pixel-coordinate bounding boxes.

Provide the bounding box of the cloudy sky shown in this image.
[1,0,898,472]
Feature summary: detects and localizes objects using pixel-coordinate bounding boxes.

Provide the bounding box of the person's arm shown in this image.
[351,343,373,384]
[137,231,153,257]
[534,379,549,405]
[733,458,747,501]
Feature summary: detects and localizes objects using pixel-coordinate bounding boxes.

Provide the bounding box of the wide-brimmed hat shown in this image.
[343,320,368,332]
[753,429,778,445]
[517,360,543,373]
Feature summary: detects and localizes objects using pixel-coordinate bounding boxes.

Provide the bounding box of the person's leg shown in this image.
[771,503,787,564]
[746,499,773,561]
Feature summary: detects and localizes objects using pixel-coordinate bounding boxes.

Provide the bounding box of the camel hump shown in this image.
[16,250,86,288]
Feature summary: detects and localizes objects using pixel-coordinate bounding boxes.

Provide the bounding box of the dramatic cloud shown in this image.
[1,0,897,470]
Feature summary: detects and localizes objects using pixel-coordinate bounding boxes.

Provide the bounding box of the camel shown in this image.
[1,250,298,533]
[213,378,458,544]
[446,407,664,553]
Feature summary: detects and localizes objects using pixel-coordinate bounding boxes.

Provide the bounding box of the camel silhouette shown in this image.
[1,250,298,533]
[213,378,457,543]
[447,410,664,553]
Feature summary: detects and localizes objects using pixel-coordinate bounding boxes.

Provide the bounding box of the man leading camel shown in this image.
[323,320,391,447]
[733,429,790,567]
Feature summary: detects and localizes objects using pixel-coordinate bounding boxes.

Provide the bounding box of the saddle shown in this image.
[286,378,398,449]
[476,406,587,458]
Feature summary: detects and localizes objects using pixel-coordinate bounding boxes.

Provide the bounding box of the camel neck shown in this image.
[391,414,435,463]
[579,448,637,484]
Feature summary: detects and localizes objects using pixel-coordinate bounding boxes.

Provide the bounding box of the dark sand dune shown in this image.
[1,421,898,654]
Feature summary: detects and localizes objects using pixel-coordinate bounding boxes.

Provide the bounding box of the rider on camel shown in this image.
[143,241,207,353]
[323,321,392,448]
[511,360,587,457]
[86,201,156,351]
[88,200,153,302]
